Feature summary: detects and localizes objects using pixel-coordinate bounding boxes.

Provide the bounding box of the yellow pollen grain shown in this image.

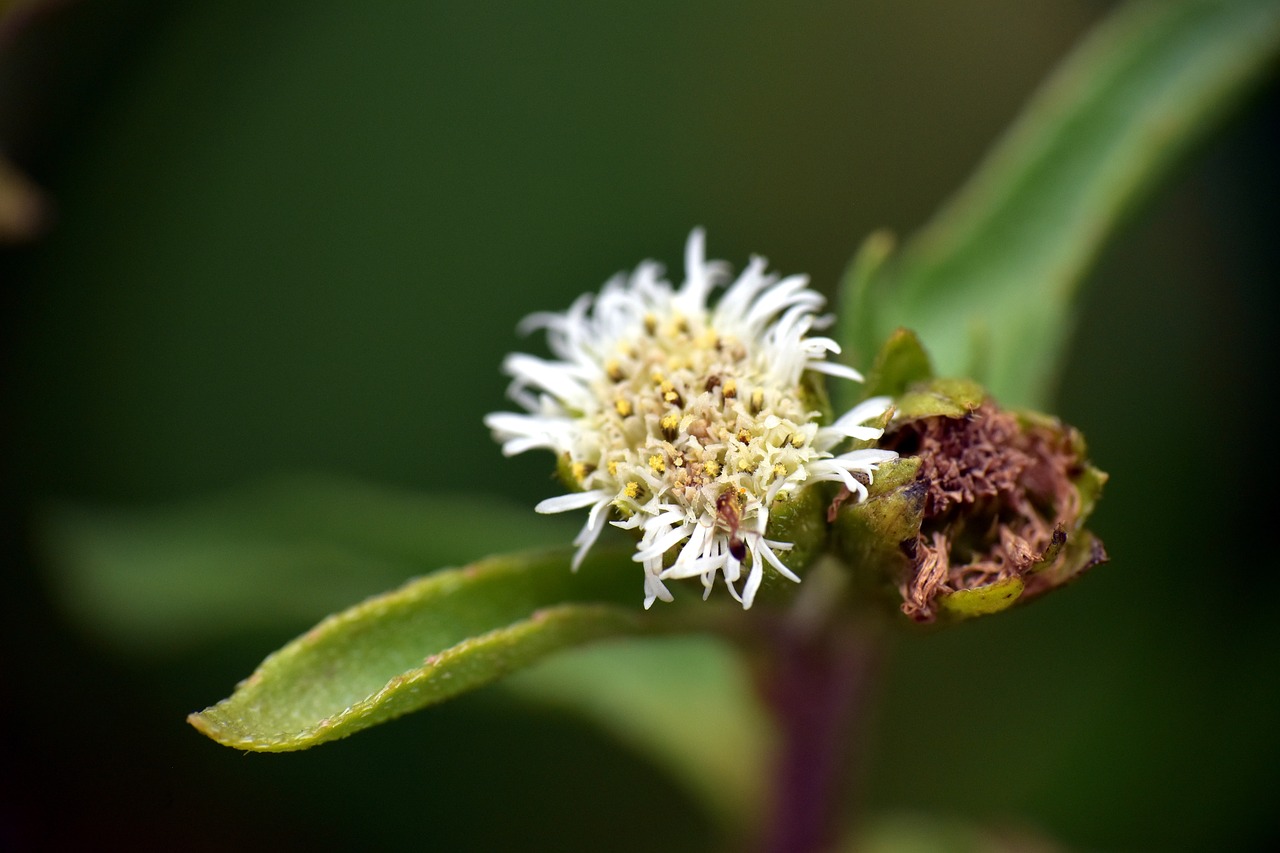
[615,398,633,417]
[660,413,680,435]
[648,455,666,474]
[623,481,639,499]
[704,460,721,477]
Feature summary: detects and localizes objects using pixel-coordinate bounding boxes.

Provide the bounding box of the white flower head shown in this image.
[486,229,896,609]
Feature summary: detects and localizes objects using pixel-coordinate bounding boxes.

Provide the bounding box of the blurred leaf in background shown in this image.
[3,1,1278,851]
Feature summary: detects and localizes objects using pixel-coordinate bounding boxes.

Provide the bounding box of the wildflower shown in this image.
[486,229,896,609]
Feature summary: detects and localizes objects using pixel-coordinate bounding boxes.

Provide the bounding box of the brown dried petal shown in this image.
[883,401,1106,622]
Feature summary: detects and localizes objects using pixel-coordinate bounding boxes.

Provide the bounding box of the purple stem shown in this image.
[758,623,878,853]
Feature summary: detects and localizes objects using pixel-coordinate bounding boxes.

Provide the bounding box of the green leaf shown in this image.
[847,0,1280,407]
[38,474,576,654]
[848,811,1068,853]
[188,547,677,751]
[507,634,774,830]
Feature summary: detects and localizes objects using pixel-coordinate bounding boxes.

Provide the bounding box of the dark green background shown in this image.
[3,1,1277,850]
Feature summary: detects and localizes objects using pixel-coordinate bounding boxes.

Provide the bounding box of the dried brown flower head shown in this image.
[882,402,1105,621]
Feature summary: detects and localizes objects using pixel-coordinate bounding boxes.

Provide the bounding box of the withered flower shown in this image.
[833,331,1107,624]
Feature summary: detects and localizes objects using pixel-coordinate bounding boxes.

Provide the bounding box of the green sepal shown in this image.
[762,482,829,587]
[892,378,986,423]
[860,327,934,403]
[937,576,1025,619]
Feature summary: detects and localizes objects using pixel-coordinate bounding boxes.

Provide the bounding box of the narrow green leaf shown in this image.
[848,0,1280,407]
[38,474,575,653]
[189,547,672,751]
[507,635,774,830]
[850,811,1068,853]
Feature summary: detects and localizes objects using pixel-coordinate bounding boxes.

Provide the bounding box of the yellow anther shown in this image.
[623,481,639,499]
[773,463,787,478]
[608,460,620,477]
[648,455,666,474]
[605,359,625,381]
[571,462,590,483]
[660,413,680,439]
[722,380,737,399]
[750,388,764,413]
[643,314,658,335]
[615,398,633,417]
[704,460,721,477]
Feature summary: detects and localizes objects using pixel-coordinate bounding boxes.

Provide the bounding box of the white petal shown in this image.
[740,561,763,610]
[535,490,610,514]
[570,499,613,571]
[634,524,693,562]
[806,361,864,382]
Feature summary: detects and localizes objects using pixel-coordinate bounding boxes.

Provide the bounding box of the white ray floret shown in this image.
[485,229,896,609]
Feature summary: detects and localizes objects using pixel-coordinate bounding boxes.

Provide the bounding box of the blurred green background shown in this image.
[3,1,1277,850]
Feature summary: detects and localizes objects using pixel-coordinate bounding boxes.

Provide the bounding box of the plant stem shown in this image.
[757,618,879,853]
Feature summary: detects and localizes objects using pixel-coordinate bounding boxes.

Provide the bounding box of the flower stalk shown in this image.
[755,609,881,853]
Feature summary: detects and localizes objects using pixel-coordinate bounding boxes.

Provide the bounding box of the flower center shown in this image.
[574,310,821,535]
